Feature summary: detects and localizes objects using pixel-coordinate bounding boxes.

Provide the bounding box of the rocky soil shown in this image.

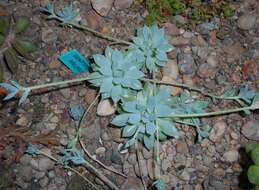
[0,0,258,190]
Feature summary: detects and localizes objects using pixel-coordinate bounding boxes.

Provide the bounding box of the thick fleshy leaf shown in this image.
[0,83,19,100]
[13,39,37,57]
[125,67,144,79]
[122,125,137,137]
[146,122,156,135]
[125,137,136,148]
[245,144,259,153]
[156,105,173,117]
[251,147,259,165]
[93,54,111,68]
[4,48,20,73]
[122,102,137,113]
[112,50,124,68]
[129,79,142,90]
[0,16,10,35]
[100,77,113,93]
[19,88,30,105]
[156,50,167,62]
[111,85,122,103]
[144,134,154,150]
[15,17,30,33]
[128,113,141,125]
[158,119,178,137]
[111,114,130,126]
[248,165,259,185]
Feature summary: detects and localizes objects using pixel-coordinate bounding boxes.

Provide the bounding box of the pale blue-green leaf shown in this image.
[99,63,112,76]
[156,50,167,62]
[144,134,154,150]
[111,114,130,126]
[129,79,142,90]
[112,49,124,67]
[93,54,110,68]
[122,125,137,137]
[158,44,175,52]
[111,85,122,103]
[156,105,173,117]
[158,119,178,137]
[3,90,19,100]
[132,37,144,48]
[142,25,150,41]
[146,56,155,71]
[125,138,136,148]
[87,72,103,80]
[146,122,156,135]
[122,102,137,113]
[19,88,30,105]
[88,78,102,87]
[69,105,84,121]
[159,131,167,140]
[120,78,132,88]
[100,77,113,93]
[128,113,141,124]
[125,67,144,79]
[105,47,113,59]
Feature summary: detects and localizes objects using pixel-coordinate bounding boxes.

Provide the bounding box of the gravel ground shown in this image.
[0,0,258,190]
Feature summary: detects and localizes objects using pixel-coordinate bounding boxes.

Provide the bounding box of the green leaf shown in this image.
[15,16,30,33]
[13,39,37,57]
[111,114,129,126]
[122,125,137,137]
[144,134,154,150]
[245,144,259,153]
[251,147,259,165]
[0,34,5,46]
[0,16,10,35]
[4,48,20,73]
[248,165,259,185]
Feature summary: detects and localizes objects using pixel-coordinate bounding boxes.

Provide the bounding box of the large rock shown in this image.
[114,0,133,10]
[91,0,114,16]
[209,121,227,142]
[242,120,259,140]
[97,99,116,116]
[178,53,196,75]
[238,13,257,30]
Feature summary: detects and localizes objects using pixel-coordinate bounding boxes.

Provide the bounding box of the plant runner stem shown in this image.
[51,15,131,46]
[171,106,253,119]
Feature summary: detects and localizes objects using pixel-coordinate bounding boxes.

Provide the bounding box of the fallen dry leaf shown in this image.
[242,59,257,79]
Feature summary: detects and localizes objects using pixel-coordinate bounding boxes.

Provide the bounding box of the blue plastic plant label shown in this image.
[58,49,90,74]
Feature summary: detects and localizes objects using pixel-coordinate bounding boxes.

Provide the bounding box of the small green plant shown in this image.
[140,0,234,25]
[1,4,258,190]
[245,144,259,190]
[0,16,36,79]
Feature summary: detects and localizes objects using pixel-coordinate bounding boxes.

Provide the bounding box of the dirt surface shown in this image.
[0,0,259,190]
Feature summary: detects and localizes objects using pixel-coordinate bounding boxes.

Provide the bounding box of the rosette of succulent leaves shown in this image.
[128,24,175,72]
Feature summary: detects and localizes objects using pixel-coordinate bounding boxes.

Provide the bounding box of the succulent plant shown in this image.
[128,24,174,72]
[42,3,81,25]
[0,15,36,77]
[112,83,179,149]
[87,47,144,103]
[245,144,259,188]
